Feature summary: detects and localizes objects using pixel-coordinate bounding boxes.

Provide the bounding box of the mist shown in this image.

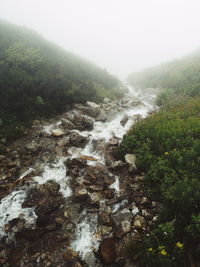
[1,0,200,79]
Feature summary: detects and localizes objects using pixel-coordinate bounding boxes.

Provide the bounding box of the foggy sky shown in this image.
[1,0,200,79]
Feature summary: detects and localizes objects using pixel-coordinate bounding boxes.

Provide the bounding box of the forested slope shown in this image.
[0,19,122,144]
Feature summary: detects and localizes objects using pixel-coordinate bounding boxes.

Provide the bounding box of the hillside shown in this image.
[117,54,200,265]
[0,19,122,144]
[128,51,200,105]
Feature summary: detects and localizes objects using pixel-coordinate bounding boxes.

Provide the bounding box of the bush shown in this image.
[119,97,200,266]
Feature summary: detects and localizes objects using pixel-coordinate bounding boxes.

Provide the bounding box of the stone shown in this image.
[133,175,144,182]
[89,185,103,191]
[110,160,125,170]
[114,221,131,238]
[69,132,88,148]
[86,101,100,109]
[141,197,151,208]
[75,186,88,198]
[103,97,110,103]
[0,155,6,161]
[90,192,104,203]
[63,248,78,261]
[125,154,137,169]
[108,137,118,146]
[52,129,64,137]
[132,206,139,216]
[99,238,117,264]
[80,155,98,161]
[120,115,129,126]
[61,119,75,130]
[84,251,96,267]
[133,215,146,229]
[99,212,111,225]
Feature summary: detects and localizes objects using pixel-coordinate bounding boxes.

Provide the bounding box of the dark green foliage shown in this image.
[119,97,200,266]
[0,19,122,143]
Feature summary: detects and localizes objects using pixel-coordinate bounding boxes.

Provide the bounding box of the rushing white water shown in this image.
[0,157,71,238]
[34,157,72,198]
[0,190,36,238]
[42,120,62,134]
[0,85,157,251]
[71,211,99,258]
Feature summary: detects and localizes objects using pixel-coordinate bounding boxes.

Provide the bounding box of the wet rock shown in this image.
[84,251,96,267]
[74,186,88,198]
[130,99,143,107]
[98,225,113,236]
[52,129,64,137]
[120,115,129,126]
[69,132,89,148]
[61,118,76,130]
[133,215,146,229]
[86,101,100,109]
[90,192,104,203]
[99,211,111,225]
[112,208,133,225]
[96,113,107,122]
[73,113,94,131]
[63,247,78,261]
[108,137,118,146]
[79,155,98,161]
[25,142,40,153]
[99,238,117,264]
[114,220,131,238]
[89,185,104,191]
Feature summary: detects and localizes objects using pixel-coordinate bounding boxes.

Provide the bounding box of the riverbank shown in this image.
[0,87,160,266]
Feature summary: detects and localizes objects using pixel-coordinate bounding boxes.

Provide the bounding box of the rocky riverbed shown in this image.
[0,87,161,266]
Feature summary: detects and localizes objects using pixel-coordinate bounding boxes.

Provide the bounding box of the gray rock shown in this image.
[114,220,131,238]
[52,129,64,137]
[61,119,75,130]
[125,154,137,170]
[120,115,129,126]
[86,101,100,109]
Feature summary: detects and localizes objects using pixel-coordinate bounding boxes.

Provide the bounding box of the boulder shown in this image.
[133,215,146,229]
[69,132,89,148]
[61,119,75,130]
[86,101,100,109]
[99,211,111,225]
[120,115,129,126]
[52,129,64,137]
[114,220,131,238]
[99,238,117,264]
[125,154,137,170]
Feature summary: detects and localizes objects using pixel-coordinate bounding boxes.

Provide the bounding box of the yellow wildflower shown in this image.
[176,242,184,249]
[164,152,169,155]
[148,248,153,252]
[160,249,167,256]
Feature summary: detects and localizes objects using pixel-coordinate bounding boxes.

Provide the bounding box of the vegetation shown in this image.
[0,19,122,144]
[128,51,200,106]
[120,53,200,266]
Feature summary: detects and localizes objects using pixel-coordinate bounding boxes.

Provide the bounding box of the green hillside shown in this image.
[0,19,122,144]
[128,51,200,105]
[119,54,200,266]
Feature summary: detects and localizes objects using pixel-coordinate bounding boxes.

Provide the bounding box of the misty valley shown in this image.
[0,16,200,267]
